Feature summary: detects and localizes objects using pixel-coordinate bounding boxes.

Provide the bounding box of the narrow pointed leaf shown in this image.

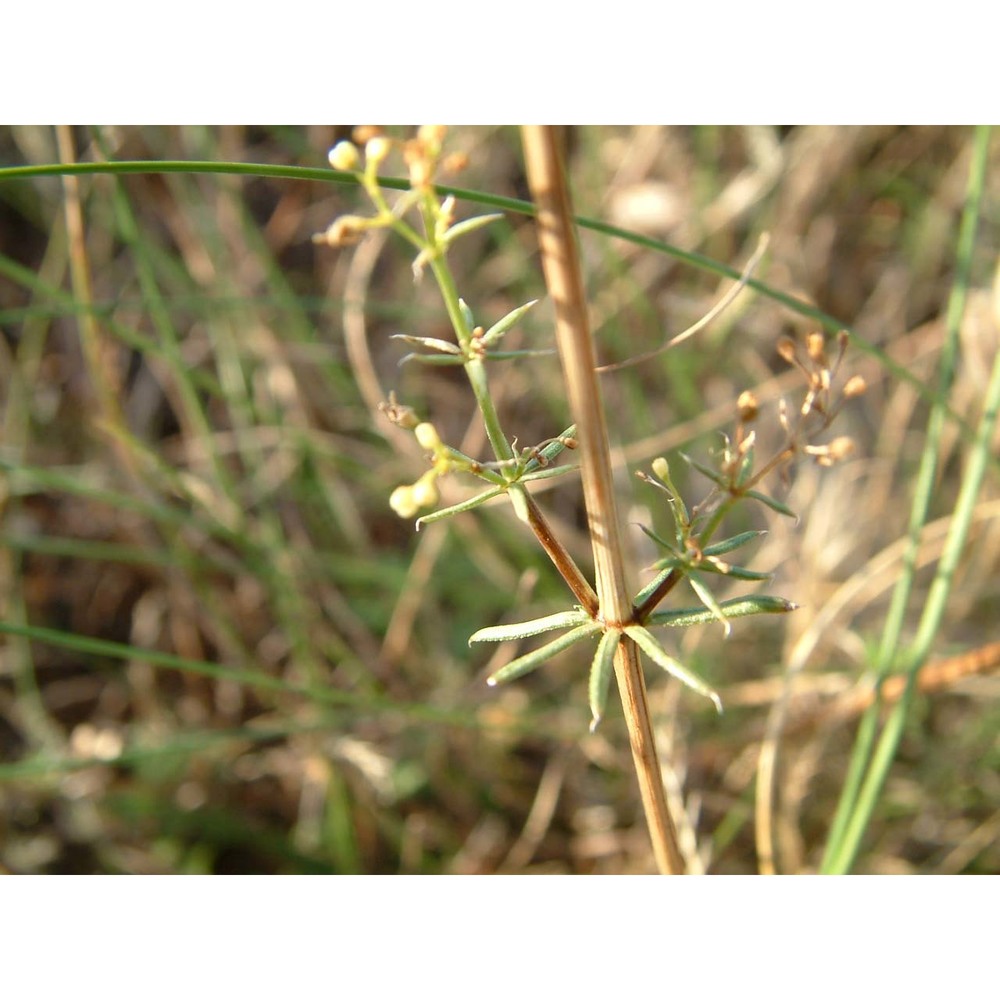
[459,298,475,332]
[647,595,799,628]
[487,623,601,686]
[633,566,679,607]
[485,349,557,360]
[390,334,461,354]
[481,299,539,347]
[688,571,732,636]
[680,452,727,487]
[637,522,678,552]
[443,213,504,246]
[508,484,530,523]
[398,353,465,367]
[589,628,622,731]
[624,625,722,713]
[746,489,798,520]
[470,609,590,644]
[518,464,579,484]
[702,530,766,558]
[707,564,772,582]
[414,486,505,528]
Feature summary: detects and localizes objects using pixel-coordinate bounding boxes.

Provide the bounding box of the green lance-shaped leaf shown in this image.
[647,595,798,629]
[442,213,505,247]
[680,451,727,487]
[480,299,538,348]
[518,464,579,485]
[637,522,679,553]
[398,353,466,367]
[507,483,530,523]
[458,298,476,333]
[390,334,461,354]
[487,622,602,687]
[746,489,798,520]
[633,566,680,608]
[414,485,506,529]
[470,609,590,644]
[702,530,766,558]
[484,349,557,361]
[589,627,622,732]
[624,626,723,713]
[699,563,772,582]
[687,570,732,636]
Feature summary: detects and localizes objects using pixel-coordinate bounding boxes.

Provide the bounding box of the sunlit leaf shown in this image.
[487,623,602,686]
[470,609,590,644]
[589,628,622,731]
[647,595,798,628]
[624,626,722,712]
[480,299,538,347]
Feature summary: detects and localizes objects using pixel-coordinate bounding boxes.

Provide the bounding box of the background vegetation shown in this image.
[0,125,997,873]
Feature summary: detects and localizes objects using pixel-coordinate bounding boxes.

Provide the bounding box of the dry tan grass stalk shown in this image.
[521,125,686,874]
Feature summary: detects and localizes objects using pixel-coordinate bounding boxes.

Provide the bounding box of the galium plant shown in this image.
[317,126,863,871]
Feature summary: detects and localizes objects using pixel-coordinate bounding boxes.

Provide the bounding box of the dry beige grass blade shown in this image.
[521,125,685,875]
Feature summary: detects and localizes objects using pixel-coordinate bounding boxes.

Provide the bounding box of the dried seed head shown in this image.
[443,151,469,174]
[828,436,855,461]
[843,374,867,398]
[737,390,759,423]
[777,338,798,365]
[313,215,368,247]
[807,331,826,363]
[352,125,383,145]
[378,394,420,429]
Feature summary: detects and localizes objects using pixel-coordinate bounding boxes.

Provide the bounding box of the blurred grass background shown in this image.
[0,125,997,874]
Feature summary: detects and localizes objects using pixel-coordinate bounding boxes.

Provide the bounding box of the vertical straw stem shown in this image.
[521,126,685,874]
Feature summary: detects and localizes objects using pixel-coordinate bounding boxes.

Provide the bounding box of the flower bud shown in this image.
[328,141,360,172]
[365,137,391,166]
[415,422,442,451]
[411,472,440,508]
[389,485,419,518]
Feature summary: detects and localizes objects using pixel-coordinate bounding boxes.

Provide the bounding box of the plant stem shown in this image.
[521,125,686,875]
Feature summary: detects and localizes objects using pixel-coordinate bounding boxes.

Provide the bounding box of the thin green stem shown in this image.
[821,125,992,873]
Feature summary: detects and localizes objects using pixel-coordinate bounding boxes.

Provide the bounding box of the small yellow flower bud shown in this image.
[328,141,360,172]
[652,457,670,483]
[389,485,420,518]
[417,125,447,147]
[365,137,391,166]
[414,422,442,452]
[411,472,440,508]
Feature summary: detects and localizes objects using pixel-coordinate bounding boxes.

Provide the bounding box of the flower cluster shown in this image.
[388,423,449,518]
